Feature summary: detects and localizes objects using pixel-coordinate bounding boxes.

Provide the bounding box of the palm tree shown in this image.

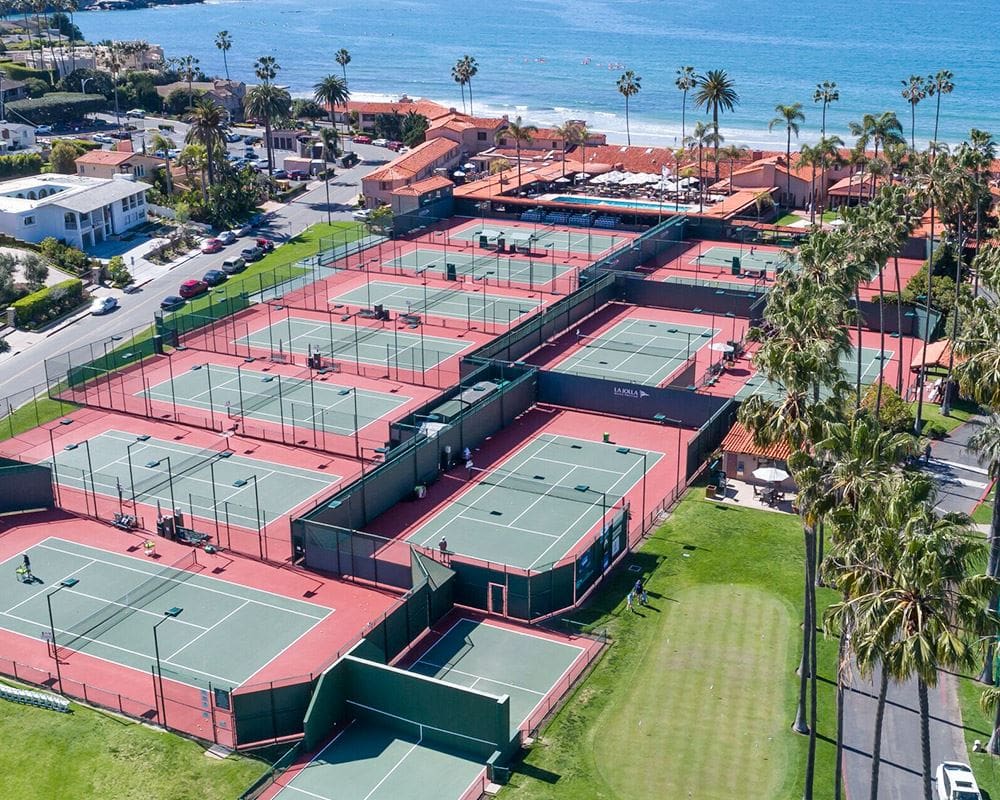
[616,70,641,146]
[213,30,232,82]
[313,74,350,129]
[968,415,1000,654]
[318,126,339,226]
[451,60,468,114]
[498,116,537,191]
[149,130,175,195]
[335,48,351,86]
[674,65,696,143]
[554,121,583,177]
[926,69,955,153]
[769,103,804,210]
[16,1,35,69]
[684,121,716,213]
[693,69,740,180]
[184,97,226,187]
[813,81,839,138]
[901,75,927,150]
[248,57,284,176]
[460,55,478,115]
[173,54,200,111]
[717,143,747,189]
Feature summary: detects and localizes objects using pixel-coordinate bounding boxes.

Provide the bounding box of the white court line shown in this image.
[414,660,544,696]
[165,599,249,661]
[2,558,97,615]
[59,588,209,631]
[277,785,333,800]
[449,513,560,540]
[361,739,422,800]
[33,542,328,621]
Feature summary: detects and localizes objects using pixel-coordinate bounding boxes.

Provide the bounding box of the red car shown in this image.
[352,135,372,144]
[200,238,223,254]
[386,141,403,152]
[178,279,208,298]
[256,237,274,252]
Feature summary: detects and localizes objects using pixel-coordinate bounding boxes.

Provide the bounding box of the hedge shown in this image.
[10,278,85,329]
[0,61,53,83]
[0,152,42,177]
[5,92,108,125]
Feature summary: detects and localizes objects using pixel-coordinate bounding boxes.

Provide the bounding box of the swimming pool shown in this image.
[550,195,698,213]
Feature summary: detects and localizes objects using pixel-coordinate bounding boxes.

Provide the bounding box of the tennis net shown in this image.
[574,332,702,363]
[470,469,626,508]
[132,445,231,500]
[59,550,199,653]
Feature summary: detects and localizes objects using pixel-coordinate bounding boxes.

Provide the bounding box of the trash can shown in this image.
[731,256,741,274]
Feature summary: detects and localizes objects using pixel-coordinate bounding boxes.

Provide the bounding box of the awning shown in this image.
[911,340,962,372]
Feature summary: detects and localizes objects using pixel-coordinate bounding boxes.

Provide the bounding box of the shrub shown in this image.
[921,420,948,439]
[106,255,131,288]
[0,61,54,83]
[860,382,914,433]
[22,253,48,290]
[10,277,84,328]
[0,152,43,178]
[5,92,108,125]
[48,140,83,174]
[37,237,92,275]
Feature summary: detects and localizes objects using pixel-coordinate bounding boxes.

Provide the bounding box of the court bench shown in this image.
[0,683,70,713]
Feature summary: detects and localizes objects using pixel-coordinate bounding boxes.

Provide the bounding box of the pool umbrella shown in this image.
[752,467,789,483]
[710,342,734,353]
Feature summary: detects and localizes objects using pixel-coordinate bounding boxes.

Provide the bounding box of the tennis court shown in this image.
[329,281,540,326]
[450,224,623,256]
[0,537,330,690]
[238,317,471,372]
[383,247,573,286]
[45,429,337,529]
[552,318,719,386]
[406,433,659,570]
[737,346,894,401]
[141,364,411,437]
[271,617,585,800]
[692,245,792,274]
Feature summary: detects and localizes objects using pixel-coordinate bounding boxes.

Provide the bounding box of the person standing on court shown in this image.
[462,446,471,463]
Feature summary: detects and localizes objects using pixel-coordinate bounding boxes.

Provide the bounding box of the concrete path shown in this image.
[926,416,991,515]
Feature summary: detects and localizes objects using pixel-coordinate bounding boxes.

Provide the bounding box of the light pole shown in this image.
[81,439,98,517]
[152,607,183,728]
[243,475,263,558]
[126,434,149,506]
[45,578,80,694]
[163,456,176,517]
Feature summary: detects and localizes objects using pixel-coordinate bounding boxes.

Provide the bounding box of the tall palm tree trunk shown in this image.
[869,666,889,800]
[785,130,792,210]
[855,286,863,406]
[834,628,846,800]
[515,141,522,190]
[915,203,936,435]
[918,678,933,800]
[876,264,886,411]
[263,117,274,176]
[803,525,818,800]
[943,217,963,416]
[981,485,1000,684]
[894,253,904,394]
[712,109,720,180]
[793,530,811,736]
[624,96,630,145]
[467,79,473,116]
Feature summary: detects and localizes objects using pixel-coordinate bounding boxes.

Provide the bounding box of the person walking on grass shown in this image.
[626,590,635,613]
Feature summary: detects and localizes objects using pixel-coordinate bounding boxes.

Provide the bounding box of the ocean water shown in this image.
[75,0,1000,149]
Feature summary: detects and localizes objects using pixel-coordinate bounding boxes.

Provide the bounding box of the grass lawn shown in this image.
[501,493,839,800]
[775,213,803,227]
[911,398,979,434]
[956,674,1000,797]
[974,487,996,525]
[0,683,267,799]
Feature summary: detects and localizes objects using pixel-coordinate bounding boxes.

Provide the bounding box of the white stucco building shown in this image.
[0,174,148,250]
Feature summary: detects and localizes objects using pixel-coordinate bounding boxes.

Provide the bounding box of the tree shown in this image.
[674,65,696,143]
[57,68,112,98]
[368,204,392,234]
[684,121,717,213]
[693,69,739,180]
[173,53,200,112]
[555,121,581,176]
[616,70,640,146]
[246,57,288,177]
[459,55,478,115]
[967,415,1000,671]
[291,99,325,121]
[769,103,804,209]
[21,252,47,290]
[106,254,130,287]
[926,69,955,153]
[184,97,227,186]
[313,74,349,128]
[149,130,175,195]
[335,48,351,87]
[373,111,404,142]
[215,31,232,82]
[400,111,429,147]
[318,125,339,226]
[451,59,468,114]
[48,139,80,173]
[813,80,839,138]
[498,116,537,192]
[901,75,927,150]
[717,143,747,189]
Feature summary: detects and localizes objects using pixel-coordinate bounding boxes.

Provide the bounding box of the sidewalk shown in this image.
[925,415,991,515]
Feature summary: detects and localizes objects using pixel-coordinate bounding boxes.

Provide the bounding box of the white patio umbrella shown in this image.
[709,342,734,353]
[752,466,789,483]
[554,176,571,184]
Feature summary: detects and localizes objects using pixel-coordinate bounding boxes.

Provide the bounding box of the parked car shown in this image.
[234,222,253,236]
[225,132,242,143]
[160,295,186,311]
[200,238,223,254]
[202,269,228,286]
[256,237,274,252]
[89,296,118,315]
[239,246,263,262]
[352,208,373,222]
[371,138,388,147]
[34,125,52,135]
[288,170,309,181]
[244,135,263,145]
[221,256,246,274]
[110,130,131,140]
[272,169,288,179]
[352,135,372,144]
[339,151,359,168]
[125,108,146,119]
[178,279,208,298]
[92,134,114,145]
[217,230,237,245]
[386,141,403,152]
[935,762,981,800]
[244,148,259,160]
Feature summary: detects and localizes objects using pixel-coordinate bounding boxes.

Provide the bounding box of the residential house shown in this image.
[0,174,148,250]
[361,138,462,207]
[74,149,164,181]
[154,80,247,122]
[0,122,34,152]
[0,78,30,109]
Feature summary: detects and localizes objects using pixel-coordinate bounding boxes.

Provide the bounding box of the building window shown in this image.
[138,193,145,205]
[477,132,486,141]
[134,165,144,177]
[121,199,128,211]
[64,212,76,229]
[23,215,34,226]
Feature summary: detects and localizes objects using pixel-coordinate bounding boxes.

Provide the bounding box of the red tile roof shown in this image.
[346,97,451,121]
[365,138,460,182]
[720,421,792,460]
[393,175,454,196]
[578,144,677,173]
[75,150,134,166]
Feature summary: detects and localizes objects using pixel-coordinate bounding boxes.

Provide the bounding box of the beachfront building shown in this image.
[425,114,508,156]
[361,138,462,207]
[336,97,452,133]
[75,149,164,181]
[711,154,851,211]
[496,124,607,155]
[0,174,148,250]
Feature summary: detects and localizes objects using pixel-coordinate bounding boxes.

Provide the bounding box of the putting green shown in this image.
[593,584,791,800]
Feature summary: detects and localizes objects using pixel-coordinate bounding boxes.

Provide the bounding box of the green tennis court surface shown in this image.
[553,318,718,386]
[663,273,769,293]
[141,364,411,436]
[329,280,540,326]
[0,538,330,690]
[410,618,583,736]
[272,618,583,800]
[238,317,470,372]
[737,346,894,402]
[383,247,573,286]
[46,430,338,529]
[406,433,660,570]
[450,224,623,255]
[692,245,792,273]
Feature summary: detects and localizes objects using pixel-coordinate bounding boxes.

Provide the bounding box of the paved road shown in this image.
[0,143,391,400]
[927,416,991,515]
[843,667,969,800]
